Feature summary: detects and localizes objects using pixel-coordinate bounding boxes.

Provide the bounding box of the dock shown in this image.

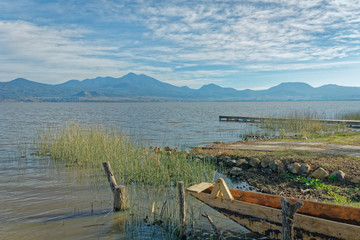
[219,115,360,128]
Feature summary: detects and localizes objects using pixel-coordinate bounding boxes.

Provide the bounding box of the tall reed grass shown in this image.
[258,110,346,137]
[338,112,360,120]
[36,123,215,187]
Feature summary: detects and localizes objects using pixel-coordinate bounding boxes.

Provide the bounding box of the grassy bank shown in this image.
[36,123,215,187]
[279,131,360,145]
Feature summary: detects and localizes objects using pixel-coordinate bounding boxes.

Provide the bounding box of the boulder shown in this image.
[311,167,329,180]
[229,167,242,176]
[261,158,272,168]
[237,159,251,170]
[249,157,261,168]
[299,164,311,175]
[287,163,301,174]
[330,170,345,181]
[269,160,281,172]
[221,156,237,167]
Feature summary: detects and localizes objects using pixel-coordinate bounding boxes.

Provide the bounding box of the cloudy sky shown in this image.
[0,0,360,89]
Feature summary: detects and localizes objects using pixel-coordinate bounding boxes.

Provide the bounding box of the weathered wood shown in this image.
[102,161,117,192]
[103,161,126,211]
[189,191,360,239]
[205,185,360,225]
[178,181,186,238]
[210,178,234,201]
[187,182,213,193]
[114,185,126,211]
[219,115,360,128]
[280,198,303,240]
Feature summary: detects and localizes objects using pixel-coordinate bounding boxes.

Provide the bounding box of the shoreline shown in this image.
[191,138,360,206]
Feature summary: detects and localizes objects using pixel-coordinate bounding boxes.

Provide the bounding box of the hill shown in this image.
[1,74,360,102]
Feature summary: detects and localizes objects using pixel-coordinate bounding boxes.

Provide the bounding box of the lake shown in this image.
[1,101,359,239]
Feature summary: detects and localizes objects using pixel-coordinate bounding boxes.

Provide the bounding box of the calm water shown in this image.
[1,101,359,239]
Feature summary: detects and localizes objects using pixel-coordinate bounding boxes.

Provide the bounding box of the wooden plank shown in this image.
[220,187,360,226]
[218,115,360,128]
[189,191,360,240]
[186,182,213,193]
[188,183,360,225]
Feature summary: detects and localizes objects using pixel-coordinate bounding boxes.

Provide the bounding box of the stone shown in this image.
[350,178,360,184]
[229,167,242,176]
[311,167,329,180]
[249,157,261,168]
[287,163,301,174]
[269,160,281,172]
[299,164,311,175]
[261,168,272,174]
[237,159,251,170]
[330,170,345,181]
[261,158,272,168]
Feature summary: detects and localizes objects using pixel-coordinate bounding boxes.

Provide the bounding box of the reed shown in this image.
[338,112,360,120]
[36,123,216,187]
[258,110,346,137]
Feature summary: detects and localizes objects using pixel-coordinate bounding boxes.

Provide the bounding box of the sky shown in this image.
[0,0,360,90]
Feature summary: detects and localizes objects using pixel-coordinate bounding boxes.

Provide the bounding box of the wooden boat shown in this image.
[186,178,360,240]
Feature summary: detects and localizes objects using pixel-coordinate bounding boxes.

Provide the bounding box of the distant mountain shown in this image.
[1,73,360,102]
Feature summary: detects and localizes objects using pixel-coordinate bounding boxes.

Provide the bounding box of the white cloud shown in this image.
[0,0,360,87]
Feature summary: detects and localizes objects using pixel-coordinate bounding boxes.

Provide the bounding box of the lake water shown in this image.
[1,101,359,239]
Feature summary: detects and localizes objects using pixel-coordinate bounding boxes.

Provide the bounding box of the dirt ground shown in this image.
[194,140,360,205]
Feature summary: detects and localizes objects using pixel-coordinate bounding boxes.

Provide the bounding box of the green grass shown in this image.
[36,123,216,187]
[278,131,360,145]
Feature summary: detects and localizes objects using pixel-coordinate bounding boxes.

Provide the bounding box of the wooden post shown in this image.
[280,198,303,240]
[103,161,126,211]
[103,161,117,192]
[178,181,186,238]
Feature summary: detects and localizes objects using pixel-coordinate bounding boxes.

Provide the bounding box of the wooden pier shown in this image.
[219,115,360,128]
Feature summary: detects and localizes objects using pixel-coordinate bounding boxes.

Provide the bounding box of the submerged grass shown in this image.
[36,123,216,187]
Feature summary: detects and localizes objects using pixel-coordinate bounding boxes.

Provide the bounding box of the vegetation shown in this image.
[338,112,360,120]
[256,110,348,139]
[36,123,216,187]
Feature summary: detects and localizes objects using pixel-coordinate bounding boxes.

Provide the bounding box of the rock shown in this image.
[249,157,261,168]
[229,167,242,176]
[311,167,329,180]
[221,156,237,167]
[237,159,251,170]
[287,163,301,174]
[269,160,281,172]
[330,170,345,181]
[261,158,272,168]
[350,178,360,184]
[299,164,311,175]
[261,168,272,174]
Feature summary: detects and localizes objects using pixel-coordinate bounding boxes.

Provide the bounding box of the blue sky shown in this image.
[0,0,360,90]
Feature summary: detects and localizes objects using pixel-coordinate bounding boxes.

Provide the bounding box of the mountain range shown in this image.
[1,72,360,102]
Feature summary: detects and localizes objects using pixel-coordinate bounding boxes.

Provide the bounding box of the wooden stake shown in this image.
[103,161,126,211]
[178,181,186,238]
[103,161,117,192]
[280,198,303,240]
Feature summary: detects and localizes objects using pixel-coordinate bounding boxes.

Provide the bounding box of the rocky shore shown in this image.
[190,145,360,205]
